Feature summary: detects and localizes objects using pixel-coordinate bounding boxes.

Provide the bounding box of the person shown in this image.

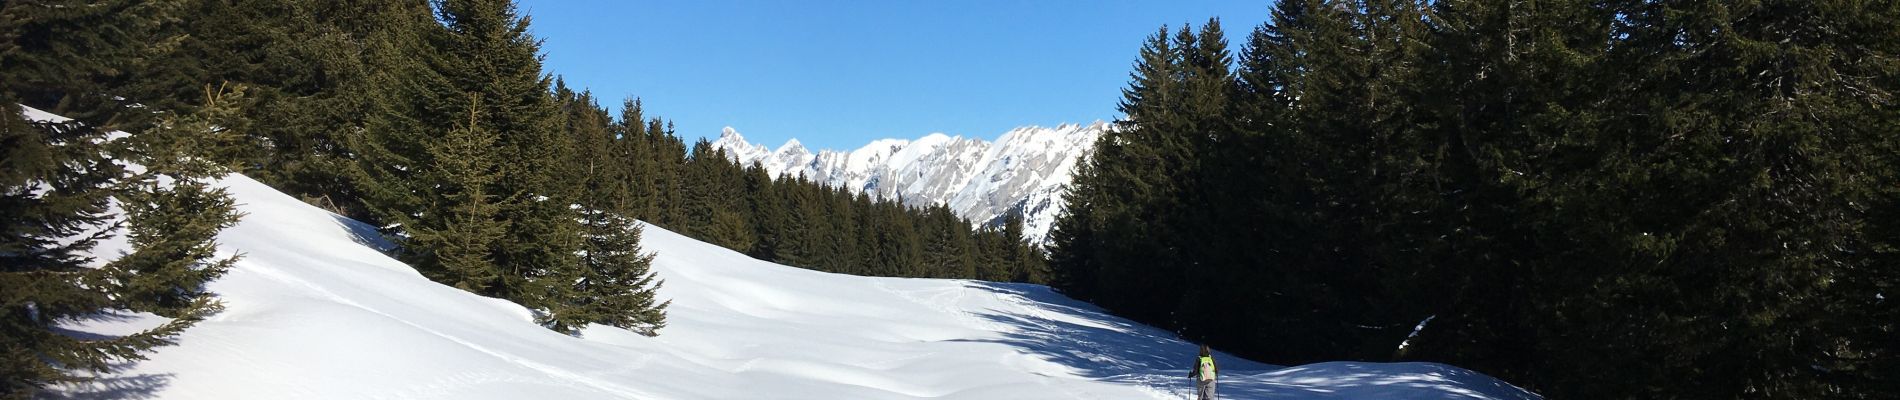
[1187,344,1217,400]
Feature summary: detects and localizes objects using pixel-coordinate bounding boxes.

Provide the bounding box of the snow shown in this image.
[1397,315,1437,352]
[713,123,1109,244]
[34,107,1538,399]
[22,106,72,123]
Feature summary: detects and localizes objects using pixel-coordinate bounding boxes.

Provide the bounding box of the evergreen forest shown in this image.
[1048,1,1898,398]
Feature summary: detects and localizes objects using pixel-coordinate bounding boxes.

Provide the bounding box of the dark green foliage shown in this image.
[622,122,1046,282]
[0,104,160,399]
[408,96,509,293]
[2,1,240,396]
[556,89,668,335]
[0,92,239,400]
[0,0,172,124]
[569,206,668,336]
[107,90,246,318]
[1051,0,1900,398]
[430,0,584,325]
[337,0,668,335]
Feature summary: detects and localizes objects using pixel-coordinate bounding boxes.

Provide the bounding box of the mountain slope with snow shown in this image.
[46,170,1541,399]
[34,103,1537,398]
[711,123,1105,244]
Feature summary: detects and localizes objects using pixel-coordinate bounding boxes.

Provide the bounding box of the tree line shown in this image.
[1048,1,1898,398]
[673,138,1049,283]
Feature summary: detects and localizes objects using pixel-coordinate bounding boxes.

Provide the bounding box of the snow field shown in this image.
[44,159,1539,398]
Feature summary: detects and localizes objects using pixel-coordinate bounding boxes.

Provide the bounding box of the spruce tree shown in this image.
[1085,25,1185,324]
[432,0,585,325]
[570,207,669,336]
[1047,146,1103,300]
[1,2,240,396]
[408,97,509,293]
[106,89,247,318]
[566,96,667,334]
[1001,213,1046,283]
[742,163,783,260]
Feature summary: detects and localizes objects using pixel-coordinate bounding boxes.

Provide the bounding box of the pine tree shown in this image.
[616,98,658,220]
[742,163,783,260]
[1000,213,1047,284]
[650,121,689,227]
[1,2,240,396]
[1047,145,1102,300]
[0,0,169,123]
[0,103,244,397]
[570,208,669,336]
[408,96,508,293]
[106,88,247,318]
[853,195,881,273]
[773,178,821,268]
[1082,25,1185,323]
[973,227,1009,281]
[1515,1,1900,397]
[918,205,965,278]
[432,0,585,325]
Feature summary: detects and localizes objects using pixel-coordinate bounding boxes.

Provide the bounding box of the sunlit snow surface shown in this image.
[37,114,1538,399]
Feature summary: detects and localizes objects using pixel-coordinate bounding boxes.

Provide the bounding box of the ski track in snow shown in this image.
[28,105,1540,400]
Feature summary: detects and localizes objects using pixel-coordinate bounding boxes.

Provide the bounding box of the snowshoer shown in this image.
[1188,344,1217,400]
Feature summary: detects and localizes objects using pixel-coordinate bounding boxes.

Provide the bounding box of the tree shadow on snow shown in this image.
[1217,362,1541,400]
[330,213,396,252]
[951,282,1538,399]
[38,372,175,400]
[951,282,1274,384]
[33,312,181,399]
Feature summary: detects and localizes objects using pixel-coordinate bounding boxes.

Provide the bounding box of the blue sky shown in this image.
[518,0,1274,150]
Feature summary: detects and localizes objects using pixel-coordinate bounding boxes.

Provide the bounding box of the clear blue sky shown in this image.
[517,0,1274,151]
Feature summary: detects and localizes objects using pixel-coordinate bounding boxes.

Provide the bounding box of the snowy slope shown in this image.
[711,123,1105,245]
[34,110,1539,399]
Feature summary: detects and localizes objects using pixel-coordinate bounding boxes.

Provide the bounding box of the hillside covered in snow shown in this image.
[46,168,1541,399]
[711,123,1106,244]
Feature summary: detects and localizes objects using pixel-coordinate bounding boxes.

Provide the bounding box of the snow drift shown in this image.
[44,168,1540,398]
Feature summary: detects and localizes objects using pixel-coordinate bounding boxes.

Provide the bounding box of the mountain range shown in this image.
[710,122,1110,245]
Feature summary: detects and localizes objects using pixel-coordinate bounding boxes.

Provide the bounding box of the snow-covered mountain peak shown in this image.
[710,127,768,163]
[774,138,809,155]
[712,122,1114,244]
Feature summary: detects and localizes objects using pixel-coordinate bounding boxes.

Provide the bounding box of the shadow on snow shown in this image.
[955,281,1539,400]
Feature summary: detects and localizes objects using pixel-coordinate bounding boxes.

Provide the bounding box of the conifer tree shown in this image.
[408,97,508,293]
[742,163,783,260]
[430,0,585,324]
[1,2,241,396]
[1000,213,1046,284]
[1047,148,1103,300]
[1084,24,1198,326]
[849,194,878,272]
[819,187,861,273]
[973,227,1009,281]
[569,206,669,336]
[917,205,959,278]
[107,89,247,317]
[0,102,242,400]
